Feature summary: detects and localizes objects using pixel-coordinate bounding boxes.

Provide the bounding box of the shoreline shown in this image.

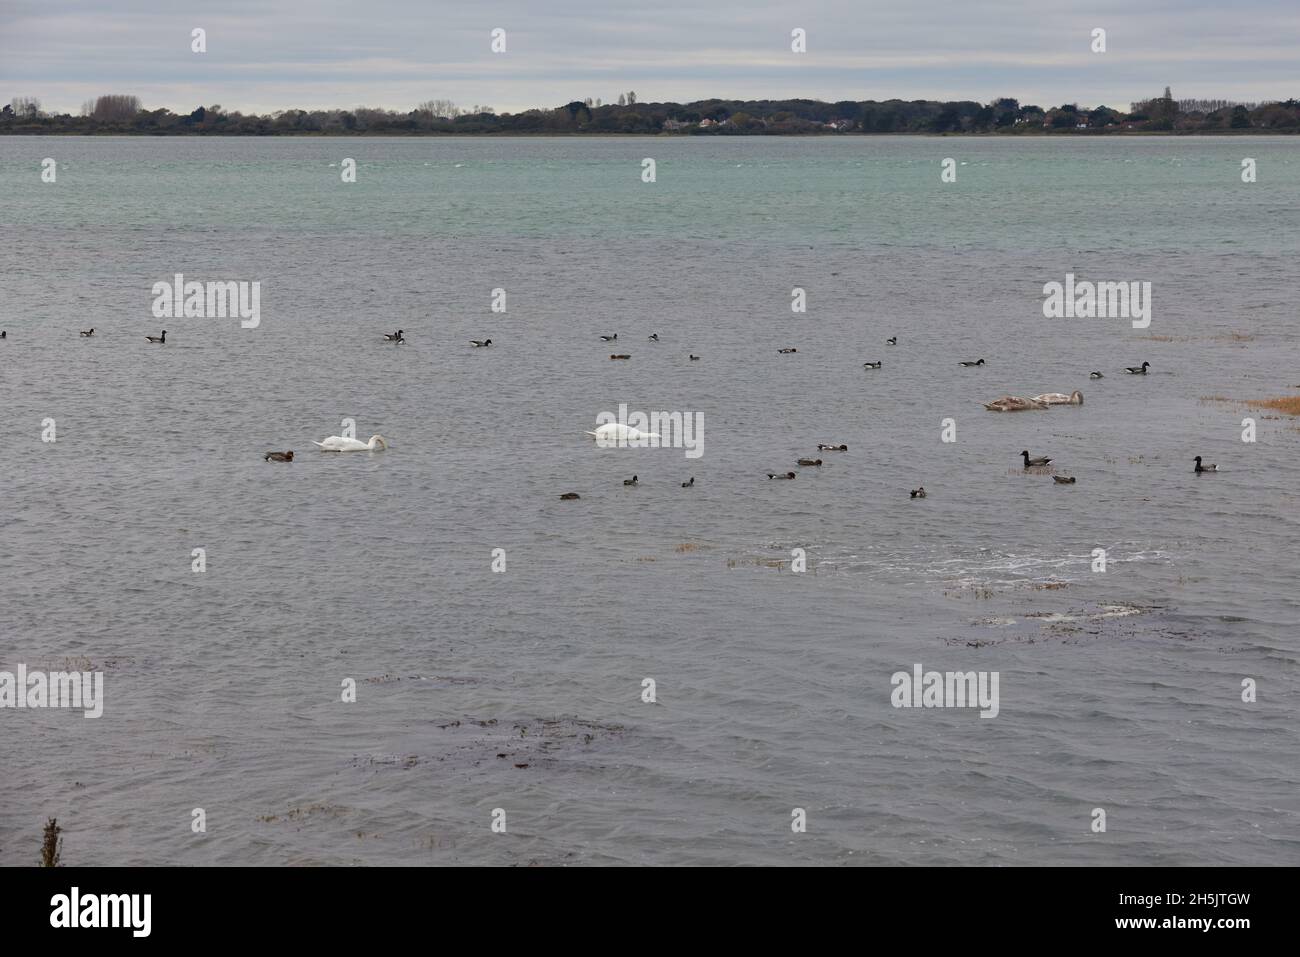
[3,129,1296,137]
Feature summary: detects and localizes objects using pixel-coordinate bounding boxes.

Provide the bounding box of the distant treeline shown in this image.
[4,90,1298,135]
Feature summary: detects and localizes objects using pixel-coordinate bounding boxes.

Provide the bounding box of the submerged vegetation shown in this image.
[4,89,1298,136]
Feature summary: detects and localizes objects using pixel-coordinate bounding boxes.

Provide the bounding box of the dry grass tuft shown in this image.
[41,818,63,867]
[1245,396,1300,416]
[726,557,788,569]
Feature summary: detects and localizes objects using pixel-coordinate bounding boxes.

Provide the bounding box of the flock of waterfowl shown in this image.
[558,335,1219,497]
[5,327,1218,483]
[984,358,1213,481]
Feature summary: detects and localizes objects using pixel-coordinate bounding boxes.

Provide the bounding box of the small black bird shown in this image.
[910,487,926,498]
[146,331,166,344]
[959,358,985,367]
[560,492,581,500]
[264,451,294,462]
[681,477,694,487]
[600,334,617,341]
[80,328,95,337]
[470,338,492,347]
[1021,450,1052,468]
[886,336,897,345]
[623,475,639,486]
[1194,456,1217,473]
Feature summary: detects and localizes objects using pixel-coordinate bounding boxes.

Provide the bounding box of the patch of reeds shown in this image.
[41,817,63,867]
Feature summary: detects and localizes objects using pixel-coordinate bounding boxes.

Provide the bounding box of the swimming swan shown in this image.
[313,434,388,451]
[586,423,660,445]
[1031,391,1084,405]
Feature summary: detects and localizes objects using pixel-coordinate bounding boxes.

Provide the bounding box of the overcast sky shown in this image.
[3,0,1297,115]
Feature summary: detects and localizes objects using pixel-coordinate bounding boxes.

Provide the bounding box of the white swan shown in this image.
[585,423,660,446]
[1031,391,1084,406]
[313,434,388,452]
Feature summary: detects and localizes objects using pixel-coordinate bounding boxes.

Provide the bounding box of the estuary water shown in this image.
[1,135,1298,865]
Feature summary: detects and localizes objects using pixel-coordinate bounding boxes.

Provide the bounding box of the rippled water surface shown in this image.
[1,136,1298,865]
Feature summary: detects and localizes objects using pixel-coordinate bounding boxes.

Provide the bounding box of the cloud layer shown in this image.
[3,0,1297,115]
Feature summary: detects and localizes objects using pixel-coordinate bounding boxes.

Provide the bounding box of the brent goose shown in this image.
[1021,450,1052,468]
